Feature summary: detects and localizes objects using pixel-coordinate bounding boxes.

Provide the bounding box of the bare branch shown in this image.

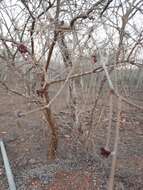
[70,0,106,27]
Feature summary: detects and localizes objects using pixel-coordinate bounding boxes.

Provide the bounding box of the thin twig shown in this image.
[105,91,113,150]
[107,97,122,190]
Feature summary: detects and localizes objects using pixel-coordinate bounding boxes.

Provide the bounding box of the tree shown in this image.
[0,0,143,166]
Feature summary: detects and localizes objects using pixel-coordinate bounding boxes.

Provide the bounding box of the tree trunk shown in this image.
[43,91,58,160]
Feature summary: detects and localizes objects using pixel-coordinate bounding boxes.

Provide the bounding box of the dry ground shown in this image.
[0,85,143,190]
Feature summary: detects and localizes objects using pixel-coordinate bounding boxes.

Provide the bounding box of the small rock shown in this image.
[29,158,36,164]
